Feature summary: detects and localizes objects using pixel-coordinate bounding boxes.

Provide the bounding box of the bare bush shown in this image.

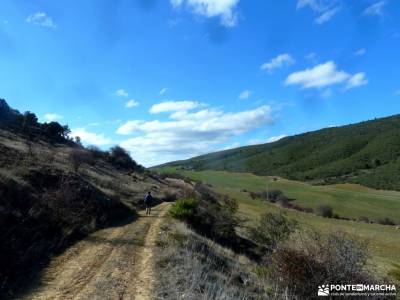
[268,231,377,298]
[69,149,94,172]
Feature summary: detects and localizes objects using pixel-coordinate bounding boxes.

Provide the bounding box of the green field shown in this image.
[158,167,400,224]
[156,167,400,272]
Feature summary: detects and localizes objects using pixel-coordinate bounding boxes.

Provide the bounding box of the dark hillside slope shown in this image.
[0,99,180,297]
[161,115,400,190]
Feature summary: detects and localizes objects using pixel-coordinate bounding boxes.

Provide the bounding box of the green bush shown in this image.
[316,204,333,218]
[251,212,297,252]
[169,199,198,221]
[388,263,400,282]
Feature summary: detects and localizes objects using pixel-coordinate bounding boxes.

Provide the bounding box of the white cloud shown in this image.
[222,142,241,150]
[71,128,112,146]
[125,99,139,108]
[354,48,366,56]
[305,52,318,63]
[171,0,184,8]
[315,7,339,24]
[44,113,63,122]
[297,0,326,12]
[238,90,251,100]
[363,1,385,16]
[285,61,368,90]
[115,89,129,97]
[298,1,340,24]
[159,88,168,96]
[26,12,56,29]
[261,54,295,72]
[118,105,273,166]
[267,134,287,143]
[346,73,368,89]
[248,138,263,145]
[149,100,199,114]
[171,0,240,27]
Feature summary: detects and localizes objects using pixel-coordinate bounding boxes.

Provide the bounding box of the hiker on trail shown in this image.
[144,191,154,215]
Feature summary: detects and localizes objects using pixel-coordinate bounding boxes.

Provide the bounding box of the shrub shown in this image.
[43,122,70,140]
[378,217,396,225]
[388,263,400,282]
[174,183,239,244]
[108,146,144,173]
[268,231,375,298]
[316,204,333,218]
[249,189,284,202]
[69,149,94,172]
[358,216,370,223]
[251,212,297,252]
[86,145,109,160]
[162,190,178,202]
[169,199,198,221]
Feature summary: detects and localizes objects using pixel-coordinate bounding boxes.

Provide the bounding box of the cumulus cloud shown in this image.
[149,100,199,114]
[261,54,295,72]
[44,113,63,122]
[238,90,251,99]
[285,61,368,90]
[71,128,112,146]
[115,89,129,97]
[26,12,57,29]
[346,73,368,89]
[363,1,385,16]
[117,104,273,166]
[171,0,240,27]
[125,99,139,108]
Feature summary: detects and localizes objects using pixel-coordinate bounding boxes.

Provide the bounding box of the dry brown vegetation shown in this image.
[154,221,269,300]
[0,128,181,298]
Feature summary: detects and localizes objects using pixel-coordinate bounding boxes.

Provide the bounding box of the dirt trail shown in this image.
[22,202,170,300]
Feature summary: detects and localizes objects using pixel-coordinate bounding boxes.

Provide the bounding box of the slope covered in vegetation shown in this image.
[0,99,177,298]
[161,114,400,190]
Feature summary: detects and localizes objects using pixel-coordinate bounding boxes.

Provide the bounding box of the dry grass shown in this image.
[153,221,273,300]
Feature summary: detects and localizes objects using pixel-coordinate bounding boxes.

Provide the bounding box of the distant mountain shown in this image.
[160,115,400,190]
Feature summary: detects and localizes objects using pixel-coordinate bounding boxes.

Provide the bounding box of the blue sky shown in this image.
[0,0,399,166]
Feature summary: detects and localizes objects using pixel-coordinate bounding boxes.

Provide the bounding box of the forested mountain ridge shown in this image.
[160,114,400,190]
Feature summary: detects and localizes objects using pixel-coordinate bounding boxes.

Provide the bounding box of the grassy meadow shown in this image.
[156,167,400,273]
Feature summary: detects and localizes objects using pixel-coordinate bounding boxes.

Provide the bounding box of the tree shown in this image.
[74,136,82,146]
[62,125,71,138]
[44,122,70,140]
[22,111,38,130]
[108,146,144,172]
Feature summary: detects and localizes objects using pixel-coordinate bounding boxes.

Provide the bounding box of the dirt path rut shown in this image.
[22,202,170,300]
